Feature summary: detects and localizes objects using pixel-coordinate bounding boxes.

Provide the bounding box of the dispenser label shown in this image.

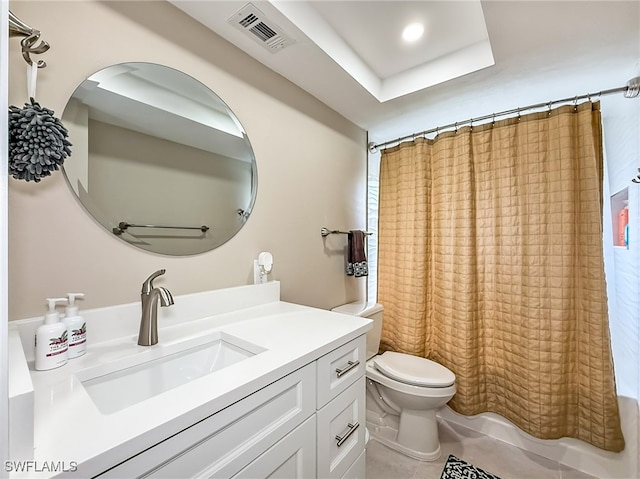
[70,323,87,347]
[46,348,68,357]
[47,330,68,357]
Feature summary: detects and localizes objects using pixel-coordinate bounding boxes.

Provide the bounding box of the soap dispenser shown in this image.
[63,293,86,359]
[35,298,69,371]
[253,252,273,284]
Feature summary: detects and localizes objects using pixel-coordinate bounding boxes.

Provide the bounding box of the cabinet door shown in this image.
[317,377,366,479]
[232,416,316,479]
[316,336,366,408]
[98,363,315,479]
[341,450,366,479]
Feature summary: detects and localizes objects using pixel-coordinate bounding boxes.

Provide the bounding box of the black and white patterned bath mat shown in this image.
[440,454,502,479]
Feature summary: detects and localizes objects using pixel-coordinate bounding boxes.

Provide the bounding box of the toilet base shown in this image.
[366,410,442,461]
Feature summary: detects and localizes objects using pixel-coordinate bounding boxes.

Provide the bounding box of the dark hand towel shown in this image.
[346,230,368,277]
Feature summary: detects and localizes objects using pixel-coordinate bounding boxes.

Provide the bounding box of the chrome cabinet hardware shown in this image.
[335,422,359,447]
[335,360,360,378]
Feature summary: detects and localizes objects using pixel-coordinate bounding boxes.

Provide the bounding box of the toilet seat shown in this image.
[373,351,455,387]
[366,360,456,399]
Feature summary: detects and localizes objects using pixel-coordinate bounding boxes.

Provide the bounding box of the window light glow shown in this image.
[402,23,424,43]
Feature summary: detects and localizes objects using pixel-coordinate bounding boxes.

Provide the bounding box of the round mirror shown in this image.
[61,62,257,256]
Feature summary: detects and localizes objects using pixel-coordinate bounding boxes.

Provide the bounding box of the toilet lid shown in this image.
[373,351,455,387]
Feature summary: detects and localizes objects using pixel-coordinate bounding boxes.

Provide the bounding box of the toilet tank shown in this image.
[331,302,383,360]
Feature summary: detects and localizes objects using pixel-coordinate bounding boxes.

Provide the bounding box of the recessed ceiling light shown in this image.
[402,22,424,43]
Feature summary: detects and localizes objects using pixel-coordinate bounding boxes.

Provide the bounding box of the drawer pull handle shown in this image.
[336,422,359,447]
[335,360,360,378]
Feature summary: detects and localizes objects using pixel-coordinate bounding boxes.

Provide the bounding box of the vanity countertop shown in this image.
[8,282,372,478]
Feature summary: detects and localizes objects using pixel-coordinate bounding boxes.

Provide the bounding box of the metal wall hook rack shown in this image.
[9,10,50,68]
[321,227,372,237]
[113,222,210,236]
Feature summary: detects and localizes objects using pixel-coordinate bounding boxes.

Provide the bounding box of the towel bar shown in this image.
[321,227,372,237]
[113,222,209,235]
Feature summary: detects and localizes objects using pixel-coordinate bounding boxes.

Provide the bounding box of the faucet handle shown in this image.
[142,269,166,294]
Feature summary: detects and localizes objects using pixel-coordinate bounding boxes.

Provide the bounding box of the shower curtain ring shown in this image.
[574,96,578,112]
[491,114,496,126]
[455,122,458,133]
[547,101,552,116]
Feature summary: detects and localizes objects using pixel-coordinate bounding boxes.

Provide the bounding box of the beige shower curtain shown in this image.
[377,102,624,452]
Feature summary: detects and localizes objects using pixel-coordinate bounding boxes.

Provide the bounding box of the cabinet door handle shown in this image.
[335,360,360,378]
[335,422,359,447]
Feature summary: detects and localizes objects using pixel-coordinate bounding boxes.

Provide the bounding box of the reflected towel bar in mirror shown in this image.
[321,227,373,237]
[113,222,210,235]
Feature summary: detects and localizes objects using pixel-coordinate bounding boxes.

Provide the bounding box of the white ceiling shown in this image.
[307,1,490,80]
[169,1,639,143]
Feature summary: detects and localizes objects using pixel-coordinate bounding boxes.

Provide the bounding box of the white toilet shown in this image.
[332,302,456,461]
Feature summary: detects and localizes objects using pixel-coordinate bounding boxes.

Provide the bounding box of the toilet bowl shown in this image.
[366,351,456,460]
[331,302,456,461]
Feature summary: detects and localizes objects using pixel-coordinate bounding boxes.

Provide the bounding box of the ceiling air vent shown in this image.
[229,3,295,53]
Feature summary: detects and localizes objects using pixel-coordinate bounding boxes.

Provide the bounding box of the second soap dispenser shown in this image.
[63,293,87,359]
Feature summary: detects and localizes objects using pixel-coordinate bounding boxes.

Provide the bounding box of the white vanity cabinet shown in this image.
[11,284,374,479]
[94,335,367,479]
[98,363,316,479]
[316,336,367,479]
[232,417,316,478]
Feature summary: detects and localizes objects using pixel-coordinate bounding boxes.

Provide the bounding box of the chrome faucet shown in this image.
[138,269,174,346]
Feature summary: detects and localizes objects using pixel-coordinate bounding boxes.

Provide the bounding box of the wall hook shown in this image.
[21,33,49,67]
[9,11,49,68]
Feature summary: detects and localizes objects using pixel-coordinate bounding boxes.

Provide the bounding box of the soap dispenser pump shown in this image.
[63,293,86,359]
[35,298,69,371]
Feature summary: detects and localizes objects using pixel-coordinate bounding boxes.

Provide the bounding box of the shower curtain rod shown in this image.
[368,76,640,153]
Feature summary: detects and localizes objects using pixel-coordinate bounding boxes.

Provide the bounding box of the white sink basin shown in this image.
[80,332,264,414]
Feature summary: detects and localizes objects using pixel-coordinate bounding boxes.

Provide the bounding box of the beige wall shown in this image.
[8,0,367,320]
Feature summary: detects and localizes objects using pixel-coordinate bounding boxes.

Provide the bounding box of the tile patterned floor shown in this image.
[365,420,599,479]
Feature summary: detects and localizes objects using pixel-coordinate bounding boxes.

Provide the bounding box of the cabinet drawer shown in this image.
[316,335,366,408]
[317,376,366,479]
[98,363,315,479]
[232,416,316,479]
